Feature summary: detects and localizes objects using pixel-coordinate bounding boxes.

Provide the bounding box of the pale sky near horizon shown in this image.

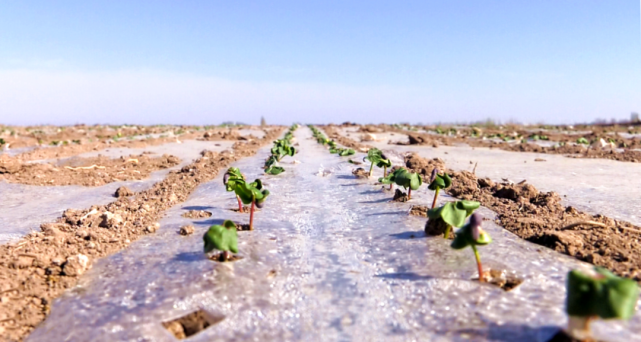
[1,1,639,126]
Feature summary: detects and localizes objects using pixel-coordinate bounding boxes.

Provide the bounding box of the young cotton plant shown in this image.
[203,220,238,261]
[426,200,480,238]
[271,139,296,162]
[235,178,269,230]
[427,168,452,209]
[564,267,639,340]
[378,167,422,199]
[223,167,246,213]
[451,213,492,282]
[264,155,285,175]
[364,148,392,177]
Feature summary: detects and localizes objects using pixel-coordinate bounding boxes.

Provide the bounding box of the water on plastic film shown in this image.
[29,128,641,342]
[335,128,641,227]
[0,142,233,244]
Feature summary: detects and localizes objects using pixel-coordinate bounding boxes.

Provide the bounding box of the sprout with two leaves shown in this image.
[427,168,452,209]
[223,168,270,228]
[271,139,296,161]
[264,155,285,175]
[364,148,392,177]
[378,167,422,199]
[203,220,238,261]
[450,213,492,282]
[564,267,639,340]
[223,167,247,213]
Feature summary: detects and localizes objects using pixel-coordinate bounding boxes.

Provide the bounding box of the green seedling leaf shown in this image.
[338,148,355,156]
[451,213,491,249]
[427,200,479,228]
[577,137,589,145]
[203,220,238,254]
[428,170,452,191]
[567,267,639,320]
[364,148,392,175]
[394,169,422,190]
[265,165,285,175]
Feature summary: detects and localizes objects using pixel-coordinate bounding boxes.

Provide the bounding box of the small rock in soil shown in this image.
[145,222,160,233]
[179,225,195,236]
[62,254,90,276]
[99,211,123,228]
[114,186,134,197]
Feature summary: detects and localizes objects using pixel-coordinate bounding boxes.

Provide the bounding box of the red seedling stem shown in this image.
[408,188,412,200]
[237,195,244,213]
[431,188,440,209]
[249,200,255,230]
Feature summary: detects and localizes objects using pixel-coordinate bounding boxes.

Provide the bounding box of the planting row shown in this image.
[202,124,300,262]
[312,125,640,341]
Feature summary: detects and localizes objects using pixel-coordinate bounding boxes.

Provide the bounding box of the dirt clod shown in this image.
[115,186,134,197]
[392,189,408,202]
[182,210,212,219]
[179,225,195,236]
[61,254,90,276]
[424,217,455,239]
[351,168,369,179]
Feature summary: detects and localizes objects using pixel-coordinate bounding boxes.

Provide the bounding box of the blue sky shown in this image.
[1,1,639,125]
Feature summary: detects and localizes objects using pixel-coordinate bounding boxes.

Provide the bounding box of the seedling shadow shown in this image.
[359,190,382,195]
[366,211,406,216]
[172,251,205,263]
[389,231,425,240]
[453,322,559,342]
[193,218,227,226]
[182,205,215,211]
[375,272,433,281]
[336,175,358,180]
[358,198,391,204]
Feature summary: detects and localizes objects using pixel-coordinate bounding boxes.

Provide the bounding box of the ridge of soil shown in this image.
[0,154,180,186]
[330,129,641,281]
[404,152,641,281]
[0,127,283,342]
[378,124,641,163]
[321,125,372,152]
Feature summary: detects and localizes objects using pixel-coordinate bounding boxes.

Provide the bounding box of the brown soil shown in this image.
[409,205,428,217]
[181,210,212,219]
[208,252,243,262]
[200,128,265,141]
[392,189,408,202]
[321,125,371,152]
[1,129,201,164]
[424,217,455,239]
[236,223,253,231]
[114,186,134,197]
[404,153,641,281]
[162,309,224,339]
[474,269,523,291]
[179,225,195,236]
[351,168,369,179]
[0,154,180,186]
[379,123,641,164]
[0,127,283,341]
